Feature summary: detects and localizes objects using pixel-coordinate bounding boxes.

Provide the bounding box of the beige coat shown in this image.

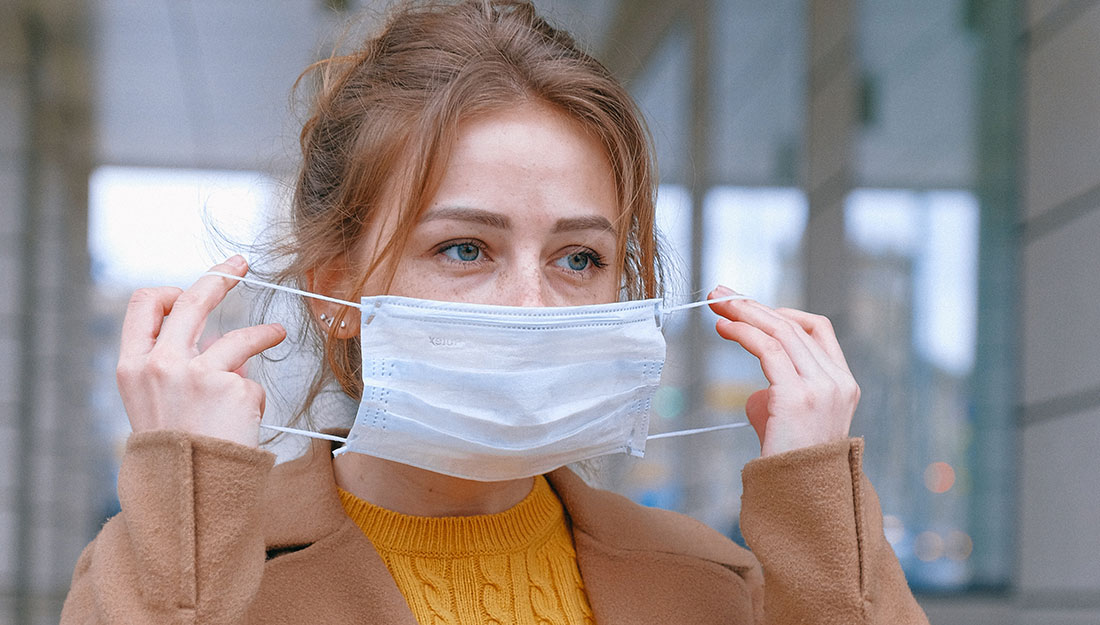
[61,431,929,624]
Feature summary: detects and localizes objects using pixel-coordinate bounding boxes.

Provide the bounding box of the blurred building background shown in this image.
[1,0,1098,622]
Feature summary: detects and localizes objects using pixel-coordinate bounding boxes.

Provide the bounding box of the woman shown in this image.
[62,1,929,623]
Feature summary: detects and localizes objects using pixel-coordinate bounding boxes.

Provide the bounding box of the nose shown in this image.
[500,262,549,307]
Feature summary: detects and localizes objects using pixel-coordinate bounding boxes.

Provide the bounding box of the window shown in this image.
[86,166,277,515]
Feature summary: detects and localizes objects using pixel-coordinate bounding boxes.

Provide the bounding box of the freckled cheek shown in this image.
[388,271,439,299]
[590,280,621,305]
[387,263,480,302]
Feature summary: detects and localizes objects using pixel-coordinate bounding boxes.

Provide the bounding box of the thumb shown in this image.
[745,389,770,444]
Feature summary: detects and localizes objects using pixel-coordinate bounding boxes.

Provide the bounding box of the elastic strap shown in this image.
[206,270,749,315]
[645,422,749,439]
[661,293,750,314]
[261,422,749,444]
[204,271,362,309]
[261,424,348,443]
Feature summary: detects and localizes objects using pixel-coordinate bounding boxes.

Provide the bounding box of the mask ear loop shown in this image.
[206,270,363,452]
[204,271,364,310]
[646,422,749,440]
[262,421,752,449]
[261,424,349,443]
[209,272,754,450]
[659,292,750,322]
[648,291,753,440]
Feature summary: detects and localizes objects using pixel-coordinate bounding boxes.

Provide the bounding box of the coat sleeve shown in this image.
[739,438,929,625]
[60,430,276,625]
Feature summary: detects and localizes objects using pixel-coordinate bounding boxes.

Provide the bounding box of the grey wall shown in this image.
[1017,0,1100,613]
[923,0,1100,622]
[1,2,99,624]
[4,0,1100,623]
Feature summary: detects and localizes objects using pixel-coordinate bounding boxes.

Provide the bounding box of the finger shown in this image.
[744,389,769,442]
[195,323,286,372]
[728,305,861,421]
[774,307,852,373]
[258,380,267,419]
[711,297,829,378]
[119,286,184,359]
[156,256,248,349]
[715,319,801,386]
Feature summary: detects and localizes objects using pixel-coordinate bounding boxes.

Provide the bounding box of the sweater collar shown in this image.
[260,433,758,624]
[336,475,563,556]
[261,431,757,569]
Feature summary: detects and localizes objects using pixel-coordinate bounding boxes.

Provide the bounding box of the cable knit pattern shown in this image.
[338,476,595,625]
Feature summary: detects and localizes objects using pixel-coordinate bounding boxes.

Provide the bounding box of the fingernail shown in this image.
[227,254,246,269]
[714,285,733,296]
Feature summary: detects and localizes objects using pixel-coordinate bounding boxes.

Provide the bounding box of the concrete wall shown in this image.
[0,2,99,624]
[3,0,1099,623]
[1016,0,1100,616]
[924,0,1100,622]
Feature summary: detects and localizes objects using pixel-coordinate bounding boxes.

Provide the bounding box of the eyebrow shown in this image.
[552,215,617,237]
[422,206,617,237]
[422,206,511,229]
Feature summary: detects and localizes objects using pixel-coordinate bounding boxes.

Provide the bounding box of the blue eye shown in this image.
[442,242,482,262]
[557,251,603,272]
[565,252,589,271]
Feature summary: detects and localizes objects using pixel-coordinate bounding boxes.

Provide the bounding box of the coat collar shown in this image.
[261,435,760,624]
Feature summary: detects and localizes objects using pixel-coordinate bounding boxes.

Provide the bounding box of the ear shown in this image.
[305,257,361,339]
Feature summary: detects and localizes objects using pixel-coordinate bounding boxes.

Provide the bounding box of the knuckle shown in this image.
[243,381,266,404]
[848,380,862,402]
[785,386,813,410]
[828,380,850,402]
[145,351,177,378]
[115,360,138,384]
[184,358,205,376]
[771,320,800,342]
[761,336,785,356]
[173,290,205,309]
[220,327,244,343]
[128,288,153,303]
[808,313,832,332]
[127,288,160,308]
[765,393,782,415]
[128,286,180,307]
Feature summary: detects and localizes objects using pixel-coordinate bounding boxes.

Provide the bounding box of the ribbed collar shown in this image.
[337,476,564,557]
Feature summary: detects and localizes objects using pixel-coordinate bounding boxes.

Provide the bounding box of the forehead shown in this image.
[427,102,618,217]
[352,101,621,272]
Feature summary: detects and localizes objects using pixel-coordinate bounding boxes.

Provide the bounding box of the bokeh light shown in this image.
[915,531,945,562]
[883,514,905,547]
[946,530,974,561]
[923,461,956,494]
[653,385,686,420]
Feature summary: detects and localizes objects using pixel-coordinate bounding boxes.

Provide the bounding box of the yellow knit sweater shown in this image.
[338,476,595,625]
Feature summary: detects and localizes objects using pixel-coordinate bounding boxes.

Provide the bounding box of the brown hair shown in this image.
[260,0,664,426]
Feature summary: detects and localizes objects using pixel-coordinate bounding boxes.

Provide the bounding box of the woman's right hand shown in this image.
[115,255,287,447]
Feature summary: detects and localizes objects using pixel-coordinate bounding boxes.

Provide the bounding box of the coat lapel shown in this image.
[548,468,764,624]
[256,436,419,625]
[257,438,761,624]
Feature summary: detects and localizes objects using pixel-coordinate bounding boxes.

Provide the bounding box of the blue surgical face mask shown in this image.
[208,271,749,481]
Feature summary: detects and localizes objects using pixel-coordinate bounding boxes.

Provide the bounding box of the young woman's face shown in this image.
[363,102,621,307]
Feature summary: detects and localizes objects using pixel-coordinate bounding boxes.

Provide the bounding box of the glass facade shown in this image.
[77,0,1017,598]
[608,0,1015,591]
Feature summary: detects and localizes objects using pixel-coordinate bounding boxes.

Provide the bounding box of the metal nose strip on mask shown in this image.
[204,271,751,313]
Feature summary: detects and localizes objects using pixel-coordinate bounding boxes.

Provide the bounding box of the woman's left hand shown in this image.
[707,286,860,457]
